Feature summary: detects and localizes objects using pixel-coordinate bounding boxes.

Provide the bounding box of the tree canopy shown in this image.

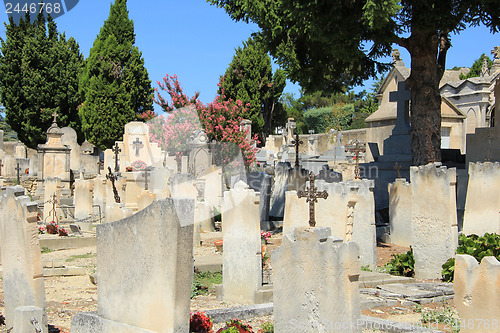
[218,37,286,143]
[208,0,500,165]
[459,53,493,79]
[0,12,84,148]
[79,0,153,150]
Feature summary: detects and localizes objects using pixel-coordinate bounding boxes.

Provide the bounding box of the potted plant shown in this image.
[46,222,58,234]
[58,227,68,237]
[214,240,223,252]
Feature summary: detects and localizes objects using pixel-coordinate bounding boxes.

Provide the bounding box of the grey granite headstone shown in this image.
[269,162,292,219]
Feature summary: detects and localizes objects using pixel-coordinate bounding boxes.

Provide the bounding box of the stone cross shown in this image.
[492,47,500,60]
[389,81,411,135]
[290,133,303,169]
[297,171,328,227]
[106,167,121,203]
[132,137,143,157]
[141,167,151,190]
[52,111,58,124]
[15,162,21,183]
[112,142,121,172]
[285,118,296,144]
[394,162,402,178]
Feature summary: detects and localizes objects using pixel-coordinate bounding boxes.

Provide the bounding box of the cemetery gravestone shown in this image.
[74,180,94,231]
[269,162,292,219]
[388,179,412,247]
[273,227,361,332]
[72,198,194,333]
[0,188,48,333]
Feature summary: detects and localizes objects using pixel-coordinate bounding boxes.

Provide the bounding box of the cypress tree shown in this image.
[79,0,153,150]
[0,12,84,148]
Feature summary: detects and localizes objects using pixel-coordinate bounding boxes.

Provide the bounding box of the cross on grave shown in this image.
[106,167,121,203]
[346,141,366,179]
[290,133,303,169]
[132,137,143,157]
[112,142,121,172]
[52,111,58,124]
[141,167,152,190]
[389,81,411,135]
[394,162,402,178]
[15,162,21,183]
[297,171,328,227]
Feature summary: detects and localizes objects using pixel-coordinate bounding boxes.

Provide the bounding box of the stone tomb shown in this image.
[221,181,262,304]
[462,162,500,236]
[283,179,377,269]
[410,163,458,280]
[0,187,48,333]
[122,122,162,169]
[273,227,361,332]
[72,198,194,333]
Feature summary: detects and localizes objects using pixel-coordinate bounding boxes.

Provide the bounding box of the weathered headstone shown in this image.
[273,227,361,332]
[0,187,48,333]
[388,178,412,247]
[410,163,458,279]
[222,181,262,304]
[74,179,94,231]
[462,162,500,236]
[269,162,292,219]
[61,127,81,172]
[259,174,272,230]
[454,254,500,333]
[71,198,194,333]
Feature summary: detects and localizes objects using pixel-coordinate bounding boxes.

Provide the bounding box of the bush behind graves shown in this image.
[383,248,414,277]
[442,233,500,282]
[191,271,222,298]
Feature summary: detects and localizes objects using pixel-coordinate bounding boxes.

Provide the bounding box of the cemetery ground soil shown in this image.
[0,233,457,332]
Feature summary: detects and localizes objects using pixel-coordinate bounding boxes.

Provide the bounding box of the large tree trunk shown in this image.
[406,29,444,166]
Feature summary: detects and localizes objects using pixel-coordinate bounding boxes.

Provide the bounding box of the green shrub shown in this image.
[303,107,332,133]
[261,321,274,333]
[384,248,414,277]
[442,233,500,282]
[191,271,222,298]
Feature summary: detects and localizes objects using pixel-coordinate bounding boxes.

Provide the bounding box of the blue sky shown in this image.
[0,0,498,114]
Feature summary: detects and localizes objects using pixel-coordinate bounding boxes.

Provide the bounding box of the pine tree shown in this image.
[0,12,84,148]
[459,54,494,80]
[79,0,153,150]
[219,37,286,143]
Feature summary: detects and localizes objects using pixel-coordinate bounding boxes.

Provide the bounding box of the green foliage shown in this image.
[219,37,286,141]
[303,107,332,134]
[442,233,500,282]
[384,248,414,277]
[191,271,222,298]
[79,0,153,150]
[41,247,54,254]
[0,113,18,141]
[361,265,372,272]
[220,327,239,333]
[459,53,494,79]
[417,301,460,333]
[260,322,274,333]
[0,12,84,148]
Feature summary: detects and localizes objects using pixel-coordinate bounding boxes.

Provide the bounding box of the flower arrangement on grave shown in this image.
[46,222,58,234]
[58,227,68,237]
[214,240,223,253]
[125,166,133,172]
[189,311,213,333]
[216,319,253,333]
[131,160,148,171]
[37,225,45,234]
[260,231,271,245]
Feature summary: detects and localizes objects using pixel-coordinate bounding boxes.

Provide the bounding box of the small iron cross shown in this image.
[290,133,303,169]
[106,167,121,203]
[394,162,402,178]
[112,142,121,172]
[15,162,21,183]
[349,141,365,179]
[141,167,151,190]
[132,137,143,157]
[297,171,328,227]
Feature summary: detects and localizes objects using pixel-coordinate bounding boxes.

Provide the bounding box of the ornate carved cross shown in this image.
[112,142,121,172]
[106,167,121,203]
[394,162,402,178]
[290,133,303,169]
[348,141,365,179]
[297,171,328,227]
[15,162,21,183]
[132,137,143,157]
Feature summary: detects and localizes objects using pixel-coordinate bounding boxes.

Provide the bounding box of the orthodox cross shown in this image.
[141,167,151,190]
[394,162,402,178]
[290,133,303,169]
[132,137,143,157]
[112,142,121,172]
[106,167,121,203]
[297,171,328,227]
[15,162,21,183]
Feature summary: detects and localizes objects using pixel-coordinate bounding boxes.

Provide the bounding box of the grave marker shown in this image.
[297,171,328,227]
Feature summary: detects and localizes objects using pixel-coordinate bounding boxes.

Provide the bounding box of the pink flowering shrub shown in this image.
[144,74,259,168]
[130,160,148,171]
